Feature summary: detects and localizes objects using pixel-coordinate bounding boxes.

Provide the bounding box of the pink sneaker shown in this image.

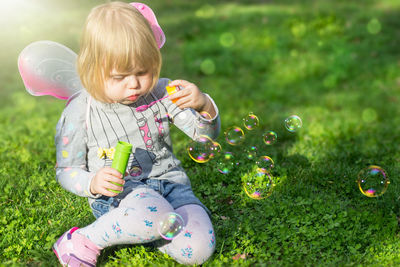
[52,227,102,267]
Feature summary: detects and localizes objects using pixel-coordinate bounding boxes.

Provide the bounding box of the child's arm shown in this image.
[55,94,126,198]
[157,78,221,141]
[54,93,101,198]
[168,80,217,118]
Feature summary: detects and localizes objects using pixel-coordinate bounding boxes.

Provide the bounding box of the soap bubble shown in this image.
[263,131,277,145]
[225,126,245,146]
[243,168,274,200]
[196,111,212,128]
[187,135,215,163]
[163,113,174,124]
[210,141,222,159]
[243,113,259,130]
[217,151,237,174]
[157,212,184,240]
[284,115,302,132]
[246,146,258,160]
[357,165,389,197]
[200,111,212,119]
[256,156,274,171]
[129,166,142,177]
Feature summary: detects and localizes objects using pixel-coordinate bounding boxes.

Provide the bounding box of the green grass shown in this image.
[1,0,400,265]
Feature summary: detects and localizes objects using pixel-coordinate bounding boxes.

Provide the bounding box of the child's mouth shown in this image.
[127,95,139,101]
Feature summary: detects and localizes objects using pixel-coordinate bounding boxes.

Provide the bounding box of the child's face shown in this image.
[104,69,153,105]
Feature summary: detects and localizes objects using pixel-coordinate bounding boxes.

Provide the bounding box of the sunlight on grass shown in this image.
[372,0,400,11]
[11,92,37,112]
[269,52,326,86]
[215,3,300,17]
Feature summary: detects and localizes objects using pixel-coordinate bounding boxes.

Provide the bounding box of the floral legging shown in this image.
[77,187,216,265]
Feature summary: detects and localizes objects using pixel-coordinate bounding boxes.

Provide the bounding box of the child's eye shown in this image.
[136,70,148,76]
[112,75,125,80]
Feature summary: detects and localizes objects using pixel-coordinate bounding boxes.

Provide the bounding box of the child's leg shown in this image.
[77,187,174,248]
[156,204,216,265]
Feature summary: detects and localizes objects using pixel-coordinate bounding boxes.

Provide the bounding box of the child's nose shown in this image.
[126,75,139,89]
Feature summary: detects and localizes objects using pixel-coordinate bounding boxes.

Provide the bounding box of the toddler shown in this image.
[52,2,220,266]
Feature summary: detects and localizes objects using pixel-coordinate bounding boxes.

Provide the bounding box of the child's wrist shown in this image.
[89,180,97,195]
[200,94,211,113]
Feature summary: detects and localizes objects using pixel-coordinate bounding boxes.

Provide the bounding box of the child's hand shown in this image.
[168,80,211,113]
[90,167,125,197]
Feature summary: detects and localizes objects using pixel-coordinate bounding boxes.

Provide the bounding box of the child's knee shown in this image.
[176,238,215,265]
[176,245,215,265]
[115,199,175,240]
[119,188,175,226]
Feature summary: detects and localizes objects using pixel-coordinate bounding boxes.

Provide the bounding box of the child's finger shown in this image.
[101,188,119,197]
[175,97,191,108]
[107,175,126,185]
[106,181,124,192]
[169,90,187,101]
[176,99,193,109]
[169,88,183,96]
[169,84,190,97]
[103,167,123,178]
[168,79,191,87]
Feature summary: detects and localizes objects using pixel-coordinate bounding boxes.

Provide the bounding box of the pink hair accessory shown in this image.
[131,2,166,49]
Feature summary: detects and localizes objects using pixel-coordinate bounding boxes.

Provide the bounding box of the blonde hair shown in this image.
[77,1,162,101]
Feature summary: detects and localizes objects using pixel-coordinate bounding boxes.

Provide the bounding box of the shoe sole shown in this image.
[52,229,72,266]
[53,239,67,266]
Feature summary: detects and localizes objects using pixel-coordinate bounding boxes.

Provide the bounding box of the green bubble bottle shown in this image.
[109,141,132,193]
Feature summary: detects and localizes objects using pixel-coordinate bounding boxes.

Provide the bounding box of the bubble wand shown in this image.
[135,85,181,112]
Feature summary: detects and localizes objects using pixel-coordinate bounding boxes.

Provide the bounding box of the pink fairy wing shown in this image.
[18,40,83,100]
